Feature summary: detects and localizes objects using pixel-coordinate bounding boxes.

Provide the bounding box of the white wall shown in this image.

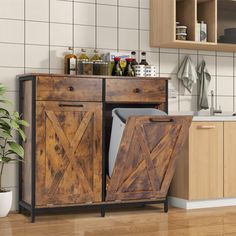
[0,0,235,211]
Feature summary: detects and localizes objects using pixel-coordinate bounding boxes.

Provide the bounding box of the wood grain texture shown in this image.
[224,122,236,198]
[36,76,102,101]
[21,80,32,205]
[35,101,102,206]
[106,79,166,103]
[106,116,192,201]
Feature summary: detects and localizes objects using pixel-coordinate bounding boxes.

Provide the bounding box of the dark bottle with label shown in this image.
[64,47,77,75]
[131,51,138,67]
[139,52,149,65]
[124,58,135,77]
[112,57,123,76]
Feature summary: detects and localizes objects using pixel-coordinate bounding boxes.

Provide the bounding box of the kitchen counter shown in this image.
[193,116,236,122]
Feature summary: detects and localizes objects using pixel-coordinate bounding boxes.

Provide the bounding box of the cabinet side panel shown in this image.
[150,0,175,46]
[224,122,236,198]
[21,80,33,204]
[170,136,189,200]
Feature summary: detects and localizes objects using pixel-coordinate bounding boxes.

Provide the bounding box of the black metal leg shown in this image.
[31,208,35,223]
[164,198,168,213]
[100,206,106,217]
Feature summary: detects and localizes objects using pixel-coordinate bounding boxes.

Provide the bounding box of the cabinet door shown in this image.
[35,101,102,206]
[189,122,223,200]
[224,122,236,198]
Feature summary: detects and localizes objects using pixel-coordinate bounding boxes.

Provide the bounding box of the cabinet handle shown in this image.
[59,104,84,108]
[149,118,174,123]
[133,88,141,93]
[197,125,216,129]
[67,86,74,91]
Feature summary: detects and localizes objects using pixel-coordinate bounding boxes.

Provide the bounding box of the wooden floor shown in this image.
[1,205,236,236]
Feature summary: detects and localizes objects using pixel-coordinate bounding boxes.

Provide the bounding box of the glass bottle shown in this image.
[139,52,149,65]
[64,47,77,75]
[131,51,138,67]
[112,57,123,76]
[78,48,89,61]
[91,49,101,61]
[124,58,135,77]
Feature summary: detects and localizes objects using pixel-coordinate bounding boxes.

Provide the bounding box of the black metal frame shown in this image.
[18,76,169,222]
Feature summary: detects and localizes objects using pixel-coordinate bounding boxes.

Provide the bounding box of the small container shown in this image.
[145,65,156,77]
[77,61,93,75]
[134,65,145,77]
[176,33,187,40]
[93,61,109,75]
[176,26,187,34]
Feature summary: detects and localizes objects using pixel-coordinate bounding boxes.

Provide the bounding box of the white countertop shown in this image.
[169,111,236,121]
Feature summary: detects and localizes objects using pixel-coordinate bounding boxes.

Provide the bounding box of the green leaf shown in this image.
[0,84,6,96]
[17,128,26,142]
[1,130,12,139]
[2,156,12,163]
[13,112,20,118]
[8,142,24,158]
[0,99,12,105]
[18,119,29,127]
[10,120,19,129]
[0,108,9,115]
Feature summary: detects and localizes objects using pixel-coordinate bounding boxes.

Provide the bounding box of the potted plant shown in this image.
[0,84,28,217]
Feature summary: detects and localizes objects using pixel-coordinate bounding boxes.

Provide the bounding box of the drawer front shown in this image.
[106,79,166,103]
[36,76,102,101]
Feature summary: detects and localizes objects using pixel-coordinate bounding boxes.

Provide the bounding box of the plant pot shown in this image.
[0,190,12,217]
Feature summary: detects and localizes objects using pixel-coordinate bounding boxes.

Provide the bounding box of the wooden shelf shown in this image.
[150,0,236,52]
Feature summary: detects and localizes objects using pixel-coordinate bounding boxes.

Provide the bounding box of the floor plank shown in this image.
[1,206,236,235]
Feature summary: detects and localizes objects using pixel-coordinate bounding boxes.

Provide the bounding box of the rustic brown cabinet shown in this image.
[19,74,188,222]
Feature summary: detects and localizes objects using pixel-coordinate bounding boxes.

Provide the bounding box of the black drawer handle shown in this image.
[68,86,74,92]
[133,88,141,93]
[149,118,174,123]
[59,104,84,108]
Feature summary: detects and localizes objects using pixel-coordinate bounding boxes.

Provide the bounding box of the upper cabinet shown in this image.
[150,0,236,52]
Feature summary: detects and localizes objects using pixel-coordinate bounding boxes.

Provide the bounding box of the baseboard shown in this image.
[168,197,236,210]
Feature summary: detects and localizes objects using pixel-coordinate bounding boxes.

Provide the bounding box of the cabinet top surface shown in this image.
[17,73,170,81]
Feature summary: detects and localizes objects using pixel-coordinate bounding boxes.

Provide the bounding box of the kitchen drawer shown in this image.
[106,79,166,103]
[36,76,102,101]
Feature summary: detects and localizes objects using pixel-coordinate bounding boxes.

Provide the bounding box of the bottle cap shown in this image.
[68,47,73,51]
[114,57,121,61]
[94,49,99,53]
[131,51,136,55]
[141,52,146,56]
[81,48,86,52]
[126,58,133,62]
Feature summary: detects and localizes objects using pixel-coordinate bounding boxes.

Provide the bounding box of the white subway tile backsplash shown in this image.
[217,96,234,112]
[217,56,234,76]
[198,55,216,76]
[0,44,24,68]
[0,67,24,91]
[0,0,24,20]
[140,0,150,9]
[119,29,139,51]
[26,0,49,22]
[217,76,234,96]
[50,0,73,24]
[180,95,198,112]
[140,30,152,52]
[97,0,117,5]
[140,9,150,30]
[26,21,49,45]
[0,19,24,44]
[50,46,68,69]
[74,25,95,48]
[119,7,138,29]
[25,45,49,68]
[168,97,179,112]
[50,23,72,46]
[160,53,179,74]
[97,27,117,50]
[74,2,95,26]
[97,4,117,27]
[119,0,139,8]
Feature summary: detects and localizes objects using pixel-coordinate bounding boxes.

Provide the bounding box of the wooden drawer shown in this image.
[36,76,102,101]
[106,79,166,103]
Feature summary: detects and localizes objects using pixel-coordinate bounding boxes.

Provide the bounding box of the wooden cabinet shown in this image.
[19,74,170,221]
[224,122,236,198]
[35,101,102,206]
[150,0,236,52]
[171,122,224,200]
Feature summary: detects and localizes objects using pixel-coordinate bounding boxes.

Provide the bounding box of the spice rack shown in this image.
[150,0,236,52]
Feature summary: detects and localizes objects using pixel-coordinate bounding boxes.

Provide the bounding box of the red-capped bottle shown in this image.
[112,57,123,76]
[124,58,135,77]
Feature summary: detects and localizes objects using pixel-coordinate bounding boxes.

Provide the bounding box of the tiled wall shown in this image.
[0,0,235,211]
